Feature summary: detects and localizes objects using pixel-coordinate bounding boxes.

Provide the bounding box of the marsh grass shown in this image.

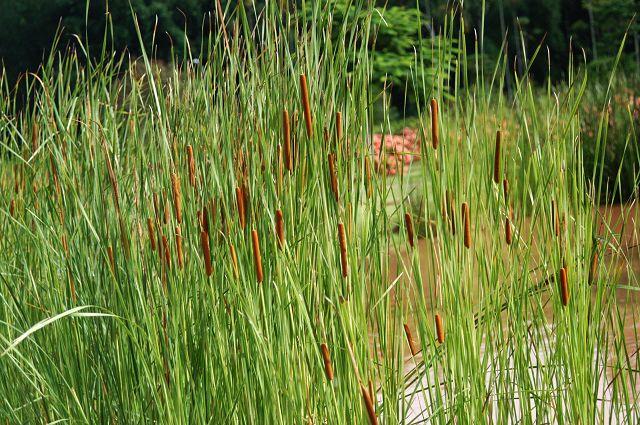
[0,1,639,423]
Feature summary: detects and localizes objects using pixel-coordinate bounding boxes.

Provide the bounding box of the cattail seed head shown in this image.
[338,222,348,278]
[336,111,343,142]
[503,178,509,203]
[430,98,439,149]
[360,384,378,425]
[283,109,292,172]
[229,243,239,279]
[462,202,471,248]
[107,245,115,273]
[175,226,184,269]
[147,218,156,251]
[320,343,334,381]
[505,217,512,245]
[493,130,502,184]
[251,229,263,284]
[153,192,160,221]
[275,209,285,249]
[200,230,212,276]
[9,199,15,217]
[328,153,339,202]
[403,323,419,356]
[404,213,415,248]
[162,235,171,269]
[171,173,182,223]
[186,145,196,188]
[560,267,569,306]
[236,187,246,229]
[300,74,313,138]
[435,314,444,344]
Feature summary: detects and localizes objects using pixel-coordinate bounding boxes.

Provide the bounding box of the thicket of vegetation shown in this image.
[0,1,638,423]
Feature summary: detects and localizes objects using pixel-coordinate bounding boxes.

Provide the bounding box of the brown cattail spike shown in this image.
[462,202,471,248]
[338,223,348,278]
[430,98,439,149]
[275,209,285,249]
[186,145,196,188]
[405,213,415,248]
[9,199,15,217]
[503,178,509,204]
[283,109,292,172]
[435,314,444,344]
[251,229,263,284]
[560,267,569,306]
[360,384,378,425]
[107,245,115,273]
[200,231,212,276]
[300,74,313,138]
[175,226,184,269]
[336,111,343,142]
[147,218,156,251]
[236,187,246,229]
[493,130,502,184]
[403,324,419,356]
[229,243,239,278]
[162,235,171,269]
[505,217,512,245]
[320,343,334,381]
[171,173,182,223]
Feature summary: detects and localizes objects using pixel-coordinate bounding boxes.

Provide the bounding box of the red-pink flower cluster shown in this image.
[372,128,421,175]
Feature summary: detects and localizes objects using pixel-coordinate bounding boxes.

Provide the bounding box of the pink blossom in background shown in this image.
[372,128,421,175]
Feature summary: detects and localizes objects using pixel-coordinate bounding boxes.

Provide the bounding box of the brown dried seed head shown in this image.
[403,323,419,356]
[338,223,348,278]
[505,217,512,246]
[560,267,569,306]
[171,173,182,223]
[404,213,415,249]
[236,187,246,229]
[462,202,471,249]
[300,74,313,138]
[186,145,196,188]
[251,229,263,284]
[493,130,502,184]
[360,384,378,425]
[503,178,509,203]
[283,109,292,172]
[229,243,239,279]
[336,111,343,142]
[200,230,212,277]
[162,235,171,269]
[320,343,334,381]
[435,314,444,344]
[430,98,439,149]
[9,199,15,217]
[147,218,156,251]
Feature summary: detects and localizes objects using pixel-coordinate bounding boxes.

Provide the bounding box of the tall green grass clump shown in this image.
[1,1,638,423]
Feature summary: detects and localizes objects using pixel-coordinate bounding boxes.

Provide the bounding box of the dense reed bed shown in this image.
[0,2,638,423]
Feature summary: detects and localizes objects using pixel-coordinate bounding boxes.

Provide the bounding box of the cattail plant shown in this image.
[275,209,285,249]
[171,172,182,223]
[505,217,512,245]
[236,187,246,229]
[503,178,509,203]
[403,323,419,356]
[107,245,115,273]
[147,218,156,251]
[338,222,348,278]
[175,226,184,269]
[153,192,160,220]
[162,235,171,269]
[283,109,292,172]
[360,384,378,425]
[435,314,444,344]
[251,229,263,283]
[404,213,415,249]
[462,202,471,248]
[229,243,239,279]
[300,74,313,138]
[560,267,569,306]
[200,230,212,277]
[9,199,15,217]
[430,98,439,149]
[336,111,343,142]
[493,130,502,184]
[328,153,339,202]
[320,343,334,381]
[186,145,196,188]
